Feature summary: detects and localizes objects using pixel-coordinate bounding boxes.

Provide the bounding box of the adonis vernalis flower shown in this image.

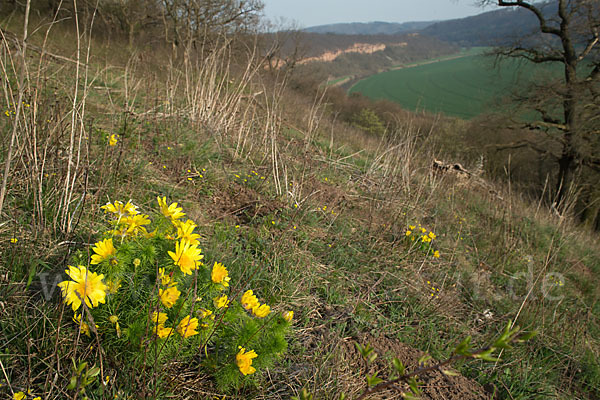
[283,310,294,322]
[57,266,107,311]
[101,200,138,217]
[175,219,200,244]
[177,316,199,338]
[157,196,185,220]
[108,134,118,146]
[123,214,151,236]
[211,262,230,287]
[73,313,98,337]
[168,239,203,275]
[213,295,229,309]
[158,267,172,286]
[159,285,181,308]
[90,238,116,264]
[241,290,259,311]
[236,347,258,376]
[252,303,271,318]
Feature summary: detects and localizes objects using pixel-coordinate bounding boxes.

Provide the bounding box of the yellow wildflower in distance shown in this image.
[57,266,107,311]
[283,310,294,322]
[168,239,203,275]
[90,238,116,265]
[428,232,437,240]
[101,200,138,217]
[157,196,185,220]
[108,134,118,146]
[405,230,412,236]
[175,219,200,244]
[199,308,214,319]
[241,290,259,311]
[252,303,271,318]
[211,262,230,287]
[13,392,26,400]
[213,295,230,309]
[177,316,199,338]
[433,250,440,258]
[236,347,258,376]
[159,285,181,308]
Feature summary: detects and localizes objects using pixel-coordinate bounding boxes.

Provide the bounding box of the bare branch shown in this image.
[497,0,562,36]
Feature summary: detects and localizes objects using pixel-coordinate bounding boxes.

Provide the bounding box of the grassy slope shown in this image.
[0,14,599,400]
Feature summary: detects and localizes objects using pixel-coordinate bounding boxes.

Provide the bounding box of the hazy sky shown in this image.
[262,0,495,28]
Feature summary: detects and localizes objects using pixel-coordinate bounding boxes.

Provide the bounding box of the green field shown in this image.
[349,48,555,119]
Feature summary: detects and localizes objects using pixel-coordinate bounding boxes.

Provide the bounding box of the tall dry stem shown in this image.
[0,0,31,218]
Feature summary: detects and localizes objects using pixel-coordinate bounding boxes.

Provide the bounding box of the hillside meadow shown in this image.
[0,8,599,400]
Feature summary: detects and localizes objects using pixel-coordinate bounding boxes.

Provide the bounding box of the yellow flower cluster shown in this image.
[101,200,150,238]
[405,223,440,258]
[241,290,271,318]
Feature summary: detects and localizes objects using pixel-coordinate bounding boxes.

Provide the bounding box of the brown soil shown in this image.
[336,333,491,400]
[211,184,285,224]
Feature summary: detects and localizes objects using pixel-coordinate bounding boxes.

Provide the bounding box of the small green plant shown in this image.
[57,197,293,392]
[67,359,101,400]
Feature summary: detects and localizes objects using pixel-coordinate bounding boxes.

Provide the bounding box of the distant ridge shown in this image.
[419,2,557,46]
[304,21,437,35]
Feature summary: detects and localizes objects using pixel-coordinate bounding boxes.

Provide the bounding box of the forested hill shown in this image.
[418,1,557,46]
[304,21,436,35]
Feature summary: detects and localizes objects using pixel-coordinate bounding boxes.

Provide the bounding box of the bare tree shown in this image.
[481,0,600,207]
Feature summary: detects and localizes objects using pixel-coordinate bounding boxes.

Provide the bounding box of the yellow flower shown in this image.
[159,285,181,308]
[168,239,203,275]
[409,225,415,230]
[13,392,26,400]
[405,230,412,236]
[90,238,116,264]
[151,312,168,326]
[73,313,97,337]
[158,267,172,286]
[252,303,271,318]
[33,397,41,400]
[213,295,229,309]
[421,227,427,233]
[157,196,185,220]
[211,262,230,287]
[109,315,121,337]
[108,134,118,146]
[155,325,174,339]
[57,266,107,312]
[123,214,151,236]
[421,235,431,243]
[177,316,199,338]
[283,310,294,322]
[175,219,200,244]
[428,232,437,240]
[236,347,258,376]
[199,308,213,319]
[433,250,440,258]
[101,200,138,217]
[106,279,121,294]
[241,290,259,311]
[10,237,17,243]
